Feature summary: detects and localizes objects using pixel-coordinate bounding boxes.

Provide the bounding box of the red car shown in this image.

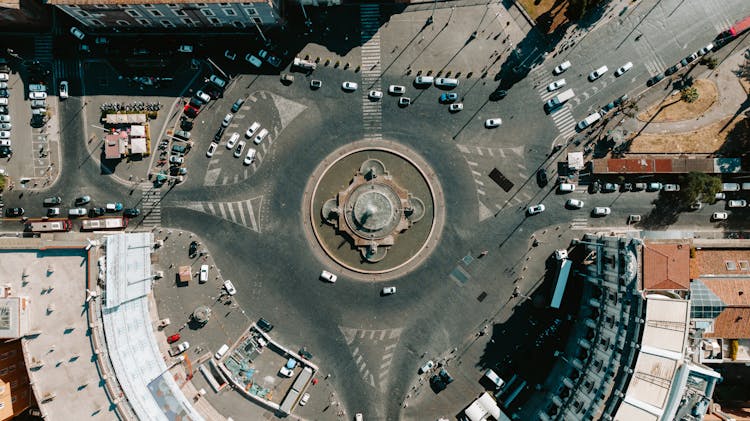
[183,104,199,118]
[167,333,181,344]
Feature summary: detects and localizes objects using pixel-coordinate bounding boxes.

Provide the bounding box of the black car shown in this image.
[646,73,665,87]
[589,180,601,194]
[0,146,11,157]
[89,207,105,217]
[189,240,198,256]
[298,348,313,360]
[429,369,454,393]
[213,127,225,143]
[665,65,679,76]
[123,208,140,218]
[231,98,245,113]
[180,119,194,131]
[600,102,616,115]
[489,89,507,101]
[74,195,91,206]
[257,318,274,332]
[537,168,548,187]
[5,207,23,217]
[613,94,629,107]
[0,89,8,98]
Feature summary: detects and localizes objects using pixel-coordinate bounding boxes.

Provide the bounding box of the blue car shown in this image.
[106,202,123,212]
[440,93,458,103]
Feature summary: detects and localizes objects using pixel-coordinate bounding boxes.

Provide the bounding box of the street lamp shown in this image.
[426,0,437,25]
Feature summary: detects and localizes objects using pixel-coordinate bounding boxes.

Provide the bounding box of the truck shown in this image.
[545,89,575,111]
[292,57,317,71]
[169,341,190,356]
[81,217,127,231]
[729,15,750,37]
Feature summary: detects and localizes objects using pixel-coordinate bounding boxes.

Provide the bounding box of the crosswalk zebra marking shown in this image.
[175,196,264,232]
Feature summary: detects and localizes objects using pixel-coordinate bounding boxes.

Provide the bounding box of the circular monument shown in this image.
[302,140,445,281]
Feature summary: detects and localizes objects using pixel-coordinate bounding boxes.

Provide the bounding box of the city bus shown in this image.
[24,219,72,233]
[80,217,128,231]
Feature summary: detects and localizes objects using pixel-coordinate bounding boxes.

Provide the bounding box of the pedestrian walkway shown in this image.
[570,217,589,229]
[529,67,577,139]
[34,35,53,62]
[549,106,577,139]
[140,183,162,228]
[52,60,78,82]
[633,39,667,77]
[178,197,263,233]
[361,4,383,141]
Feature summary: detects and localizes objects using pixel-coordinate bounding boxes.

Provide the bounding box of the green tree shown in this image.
[0,175,5,192]
[681,86,699,103]
[677,172,722,206]
[738,58,750,83]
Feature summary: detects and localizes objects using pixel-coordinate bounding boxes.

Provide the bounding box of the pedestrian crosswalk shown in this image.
[549,106,577,139]
[140,183,162,227]
[570,217,589,229]
[202,141,266,186]
[177,196,264,233]
[340,326,402,392]
[360,4,382,141]
[529,67,577,139]
[633,39,667,77]
[51,60,78,82]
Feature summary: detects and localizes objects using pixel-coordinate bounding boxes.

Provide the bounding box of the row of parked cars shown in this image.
[647,42,715,86]
[0,72,11,156]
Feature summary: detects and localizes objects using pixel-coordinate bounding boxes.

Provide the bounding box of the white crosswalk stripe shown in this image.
[177,196,264,232]
[140,183,162,227]
[550,106,577,139]
[34,35,53,62]
[634,40,666,77]
[570,218,589,229]
[361,4,382,139]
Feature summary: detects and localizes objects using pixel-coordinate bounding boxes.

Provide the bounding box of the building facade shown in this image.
[46,0,280,30]
[0,340,33,420]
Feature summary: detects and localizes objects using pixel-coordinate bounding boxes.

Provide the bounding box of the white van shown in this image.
[577,112,602,130]
[434,77,459,88]
[545,89,575,110]
[414,75,434,85]
[558,183,576,192]
[742,183,750,191]
[215,344,229,360]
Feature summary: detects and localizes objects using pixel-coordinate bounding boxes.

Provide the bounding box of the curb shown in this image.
[510,0,537,29]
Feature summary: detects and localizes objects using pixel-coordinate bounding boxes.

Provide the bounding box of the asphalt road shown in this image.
[2,0,750,419]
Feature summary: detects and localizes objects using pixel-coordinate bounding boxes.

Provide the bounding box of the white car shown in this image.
[398,97,411,106]
[382,286,396,295]
[245,122,260,138]
[245,54,262,67]
[728,199,747,208]
[0,73,8,82]
[0,139,10,147]
[279,366,294,377]
[698,43,714,55]
[206,142,218,157]
[233,140,246,158]
[0,98,7,106]
[299,392,310,406]
[547,79,566,91]
[0,131,9,139]
[663,184,680,192]
[566,199,584,209]
[614,62,633,76]
[712,212,728,221]
[715,192,726,200]
[224,50,237,61]
[589,65,608,81]
[449,103,463,112]
[415,75,434,85]
[59,81,69,99]
[553,60,571,75]
[558,183,576,192]
[320,270,337,283]
[485,118,502,128]
[199,264,208,283]
[221,113,233,127]
[0,123,11,131]
[68,208,87,216]
[195,90,211,103]
[388,85,405,95]
[419,360,435,374]
[0,115,9,123]
[253,128,268,145]
[223,279,237,295]
[209,75,226,89]
[70,26,85,40]
[527,204,545,215]
[226,132,240,149]
[368,90,383,100]
[592,207,611,216]
[243,148,256,165]
[29,91,47,100]
[342,81,358,91]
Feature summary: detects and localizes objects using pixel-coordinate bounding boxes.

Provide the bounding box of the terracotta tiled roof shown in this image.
[704,307,750,338]
[47,0,260,4]
[642,242,690,291]
[701,279,750,306]
[691,248,750,277]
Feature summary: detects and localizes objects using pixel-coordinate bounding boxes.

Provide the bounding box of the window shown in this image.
[200,8,214,16]
[181,17,195,25]
[219,2,229,5]
[125,9,141,17]
[90,19,104,26]
[252,17,262,24]
[0,352,9,360]
[136,18,150,25]
[149,9,163,16]
[160,20,175,28]
[245,8,257,15]
[726,261,737,271]
[78,10,90,17]
[223,9,236,16]
[7,364,15,372]
[173,9,186,16]
[232,21,244,28]
[117,20,130,26]
[195,2,206,6]
[739,260,749,271]
[167,3,177,6]
[208,17,220,24]
[143,3,153,7]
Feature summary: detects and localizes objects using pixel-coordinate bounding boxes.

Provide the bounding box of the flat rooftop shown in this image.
[0,240,115,419]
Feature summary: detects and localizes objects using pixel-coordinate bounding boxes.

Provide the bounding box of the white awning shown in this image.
[568,152,585,170]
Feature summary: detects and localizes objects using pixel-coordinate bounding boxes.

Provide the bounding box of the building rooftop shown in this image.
[642,242,691,291]
[48,0,272,5]
[690,247,750,277]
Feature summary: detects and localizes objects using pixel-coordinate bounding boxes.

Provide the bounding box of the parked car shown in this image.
[223,279,237,295]
[419,360,435,374]
[553,60,571,74]
[449,103,463,112]
[253,128,268,145]
[209,75,226,89]
[566,199,584,209]
[485,118,502,128]
[231,98,245,112]
[47,208,60,217]
[663,184,680,192]
[299,393,310,406]
[698,43,714,55]
[29,91,47,100]
[398,97,411,107]
[439,93,458,103]
[342,81,358,91]
[32,99,48,108]
[558,183,576,192]
[388,85,405,95]
[226,132,240,149]
[195,90,211,103]
[123,208,140,218]
[382,286,396,295]
[70,26,85,40]
[199,264,209,283]
[258,49,281,67]
[601,183,618,193]
[415,75,434,85]
[527,204,545,215]
[592,207,611,216]
[715,192,726,200]
[43,196,62,207]
[665,64,680,76]
[243,148,256,165]
[177,44,192,53]
[233,140,246,158]
[537,168,548,187]
[588,65,608,81]
[310,79,323,89]
[712,212,728,220]
[728,199,747,208]
[174,130,191,140]
[89,207,105,217]
[169,155,184,165]
[320,270,337,283]
[68,208,87,217]
[245,122,260,138]
[257,318,273,332]
[279,366,294,377]
[368,90,383,100]
[721,183,740,191]
[221,113,233,127]
[547,79,566,91]
[647,73,665,86]
[646,182,663,191]
[5,207,23,217]
[224,50,237,61]
[206,142,218,157]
